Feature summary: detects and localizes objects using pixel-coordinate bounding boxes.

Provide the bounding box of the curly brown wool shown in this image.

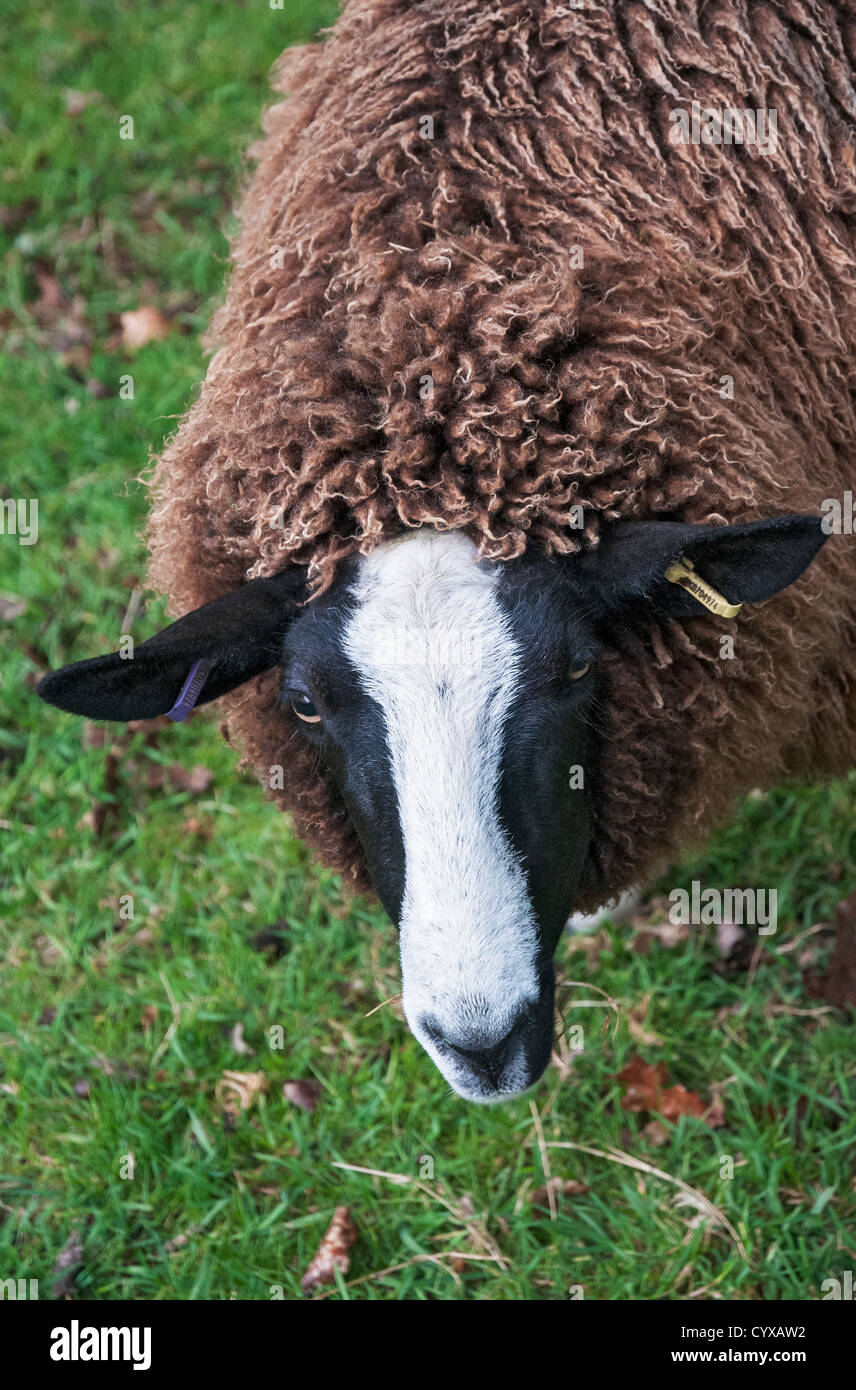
[147,0,856,907]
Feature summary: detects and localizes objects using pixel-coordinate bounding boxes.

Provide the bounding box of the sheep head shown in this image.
[38,514,827,1100]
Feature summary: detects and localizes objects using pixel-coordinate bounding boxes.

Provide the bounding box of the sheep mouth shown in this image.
[408,992,554,1103]
[430,1036,552,1104]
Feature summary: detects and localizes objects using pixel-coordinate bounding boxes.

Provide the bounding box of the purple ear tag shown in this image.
[166,659,215,722]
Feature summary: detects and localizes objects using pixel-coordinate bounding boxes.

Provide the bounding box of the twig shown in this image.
[545,1140,748,1261]
[529,1100,556,1222]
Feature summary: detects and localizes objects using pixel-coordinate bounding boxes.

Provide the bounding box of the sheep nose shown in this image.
[421,1011,527,1079]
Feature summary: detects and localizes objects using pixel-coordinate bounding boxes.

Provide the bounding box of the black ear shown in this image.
[37,567,307,722]
[572,514,828,621]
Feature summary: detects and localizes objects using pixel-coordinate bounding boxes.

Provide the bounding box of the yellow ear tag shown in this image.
[663,556,742,619]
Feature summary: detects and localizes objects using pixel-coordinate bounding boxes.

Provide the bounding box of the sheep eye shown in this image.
[291,695,321,724]
[568,662,591,682]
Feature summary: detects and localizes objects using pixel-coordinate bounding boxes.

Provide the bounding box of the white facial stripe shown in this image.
[344,531,540,1095]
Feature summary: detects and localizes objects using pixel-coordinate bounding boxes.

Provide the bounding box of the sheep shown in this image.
[39,0,856,1100]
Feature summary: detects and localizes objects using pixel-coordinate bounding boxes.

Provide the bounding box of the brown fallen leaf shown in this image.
[127,716,173,739]
[630,917,691,954]
[63,88,100,116]
[164,1222,204,1255]
[301,1207,357,1295]
[714,921,756,978]
[215,1070,267,1117]
[703,1095,728,1129]
[283,1079,322,1113]
[29,268,92,366]
[52,1225,87,1299]
[614,1055,717,1126]
[641,1119,671,1147]
[181,815,213,839]
[805,892,856,1009]
[230,1023,255,1057]
[166,763,213,795]
[0,594,26,621]
[120,306,171,350]
[31,268,65,316]
[615,1055,667,1112]
[716,920,746,957]
[659,1084,707,1122]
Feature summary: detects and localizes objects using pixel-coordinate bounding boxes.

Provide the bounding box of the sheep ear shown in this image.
[574,514,828,621]
[37,568,307,723]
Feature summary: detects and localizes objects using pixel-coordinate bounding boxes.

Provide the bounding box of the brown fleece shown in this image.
[147,0,856,906]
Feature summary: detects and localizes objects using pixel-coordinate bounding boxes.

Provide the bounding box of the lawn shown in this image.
[1,0,854,1301]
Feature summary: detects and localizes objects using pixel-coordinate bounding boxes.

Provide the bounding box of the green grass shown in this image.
[1,0,855,1302]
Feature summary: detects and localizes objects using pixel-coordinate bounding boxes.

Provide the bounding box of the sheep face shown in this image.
[283,531,597,1102]
[278,513,829,1100]
[37,514,828,1102]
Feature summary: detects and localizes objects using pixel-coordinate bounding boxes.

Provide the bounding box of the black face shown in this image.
[281,553,601,929]
[279,559,407,922]
[495,556,600,959]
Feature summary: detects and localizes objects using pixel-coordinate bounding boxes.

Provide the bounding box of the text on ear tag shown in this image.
[167,659,215,722]
[663,557,742,619]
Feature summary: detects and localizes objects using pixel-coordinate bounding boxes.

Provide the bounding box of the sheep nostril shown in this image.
[446,1029,515,1074]
[419,1010,528,1076]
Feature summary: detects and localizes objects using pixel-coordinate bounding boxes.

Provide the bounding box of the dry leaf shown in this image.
[215,1070,267,1116]
[659,1084,707,1122]
[32,268,65,316]
[615,1055,667,1112]
[167,763,213,795]
[283,1079,322,1113]
[52,1225,86,1299]
[716,920,746,956]
[28,268,92,365]
[641,1119,671,1146]
[615,1055,717,1126]
[703,1097,727,1129]
[627,993,664,1046]
[0,594,26,621]
[230,1023,255,1056]
[301,1207,357,1295]
[120,306,170,350]
[630,919,690,953]
[63,89,100,116]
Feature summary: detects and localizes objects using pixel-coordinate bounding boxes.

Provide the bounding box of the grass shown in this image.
[1,0,855,1302]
